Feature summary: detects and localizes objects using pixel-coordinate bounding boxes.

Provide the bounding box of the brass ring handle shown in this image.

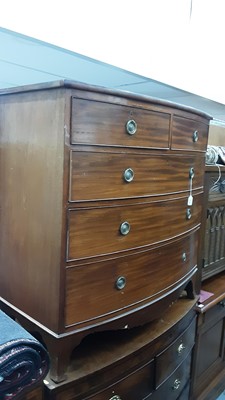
[177,342,185,355]
[182,253,187,262]
[172,379,181,390]
[123,168,134,183]
[189,167,195,179]
[193,130,199,142]
[126,119,137,135]
[120,221,130,235]
[115,276,126,290]
[109,396,122,400]
[186,208,192,220]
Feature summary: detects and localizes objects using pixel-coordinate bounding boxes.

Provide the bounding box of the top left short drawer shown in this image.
[71,98,170,148]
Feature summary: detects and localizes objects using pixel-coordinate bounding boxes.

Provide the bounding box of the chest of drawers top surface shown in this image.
[0,80,211,334]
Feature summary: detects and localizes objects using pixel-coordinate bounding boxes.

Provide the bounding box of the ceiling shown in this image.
[1,27,225,123]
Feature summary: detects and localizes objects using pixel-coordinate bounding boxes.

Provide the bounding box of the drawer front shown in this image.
[85,360,154,400]
[178,383,190,400]
[67,193,202,260]
[71,98,170,149]
[204,300,225,326]
[171,116,208,151]
[155,317,196,387]
[151,352,192,400]
[65,230,199,327]
[69,151,205,202]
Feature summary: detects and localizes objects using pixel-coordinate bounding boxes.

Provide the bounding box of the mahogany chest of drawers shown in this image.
[0,80,211,382]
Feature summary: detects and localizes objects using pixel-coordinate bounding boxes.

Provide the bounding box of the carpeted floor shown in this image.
[217,392,225,399]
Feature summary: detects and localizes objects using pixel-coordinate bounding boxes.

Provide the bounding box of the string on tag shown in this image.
[211,164,221,191]
[188,173,193,206]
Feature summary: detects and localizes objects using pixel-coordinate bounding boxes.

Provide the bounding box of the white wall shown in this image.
[1,0,225,104]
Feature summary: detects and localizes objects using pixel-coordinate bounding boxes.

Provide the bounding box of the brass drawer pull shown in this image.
[219,300,225,307]
[182,252,187,262]
[189,167,195,179]
[192,130,199,142]
[172,378,181,390]
[123,168,134,182]
[109,396,122,400]
[186,208,192,220]
[120,221,130,235]
[115,276,126,290]
[177,342,185,355]
[126,119,137,135]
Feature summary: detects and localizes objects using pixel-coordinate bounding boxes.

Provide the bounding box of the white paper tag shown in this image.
[187,195,193,206]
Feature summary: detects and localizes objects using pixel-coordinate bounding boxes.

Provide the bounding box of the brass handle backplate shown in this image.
[120,221,130,235]
[193,130,199,142]
[189,167,195,179]
[172,378,181,390]
[115,276,126,290]
[182,252,187,262]
[177,342,185,355]
[126,119,137,135]
[123,168,134,183]
[186,208,192,220]
[109,396,122,400]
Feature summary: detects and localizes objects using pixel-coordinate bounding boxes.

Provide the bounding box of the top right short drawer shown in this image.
[171,115,209,151]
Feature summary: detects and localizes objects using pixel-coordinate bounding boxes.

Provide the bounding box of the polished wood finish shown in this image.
[171,115,208,152]
[190,272,225,400]
[67,194,202,260]
[202,165,225,280]
[71,97,170,148]
[155,317,196,388]
[0,80,211,382]
[65,230,199,328]
[69,150,205,202]
[44,299,196,400]
[0,89,65,332]
[151,352,192,400]
[190,160,225,399]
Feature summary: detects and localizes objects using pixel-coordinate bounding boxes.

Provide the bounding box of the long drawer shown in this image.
[69,151,205,202]
[65,230,199,327]
[84,360,154,400]
[71,98,170,149]
[67,193,202,260]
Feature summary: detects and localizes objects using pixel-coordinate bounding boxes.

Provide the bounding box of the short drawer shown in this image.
[150,352,192,400]
[155,317,196,387]
[203,300,225,326]
[69,151,205,202]
[65,230,199,327]
[67,193,202,260]
[71,98,170,149]
[85,360,154,400]
[171,116,208,152]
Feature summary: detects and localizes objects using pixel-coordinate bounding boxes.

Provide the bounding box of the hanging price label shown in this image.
[187,195,193,206]
[188,169,194,206]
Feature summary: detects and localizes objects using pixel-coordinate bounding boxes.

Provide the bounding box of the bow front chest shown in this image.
[0,80,211,381]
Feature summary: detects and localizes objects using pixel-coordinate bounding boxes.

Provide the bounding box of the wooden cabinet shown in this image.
[44,299,196,400]
[190,273,225,400]
[202,165,225,280]
[191,164,225,399]
[0,80,211,384]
